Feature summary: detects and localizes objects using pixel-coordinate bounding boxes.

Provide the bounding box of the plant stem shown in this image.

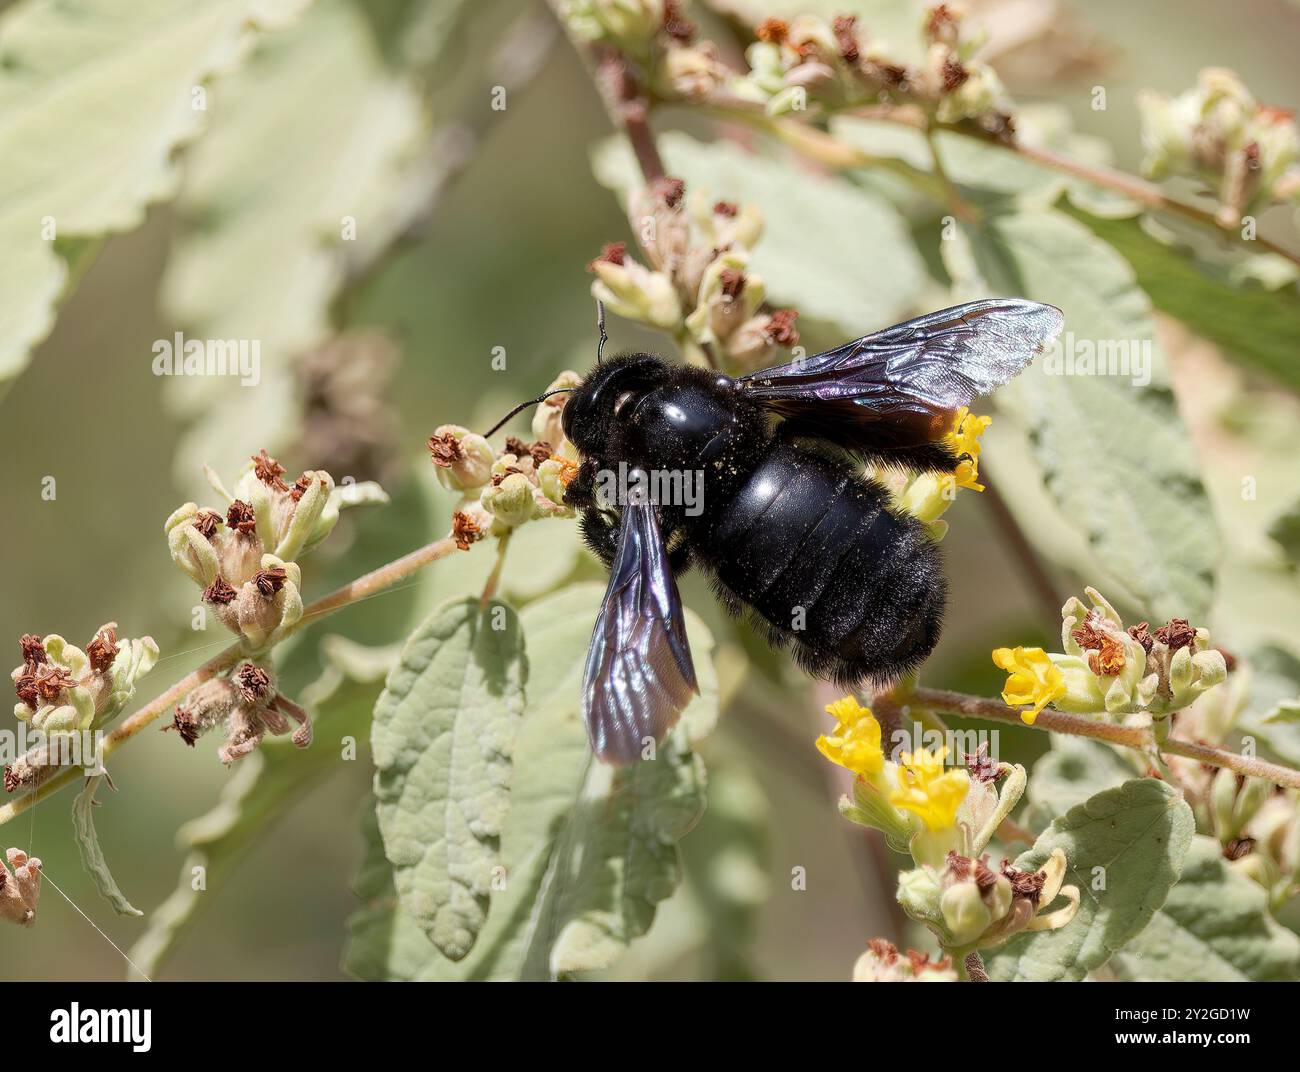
[907,686,1300,790]
[963,950,989,982]
[700,95,1300,266]
[0,535,459,827]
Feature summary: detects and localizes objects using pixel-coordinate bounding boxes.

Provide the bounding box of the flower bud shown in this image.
[896,865,942,919]
[538,456,578,511]
[940,880,993,945]
[590,256,682,331]
[1,848,42,926]
[166,503,221,587]
[481,473,537,528]
[532,371,582,450]
[429,425,496,492]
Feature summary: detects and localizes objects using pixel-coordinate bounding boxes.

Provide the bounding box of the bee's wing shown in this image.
[582,499,698,765]
[737,299,1063,462]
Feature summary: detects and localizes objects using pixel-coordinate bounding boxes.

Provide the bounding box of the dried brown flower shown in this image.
[33,665,76,703]
[662,0,695,42]
[252,449,289,491]
[831,15,860,64]
[235,663,272,704]
[765,308,800,347]
[1127,621,1154,653]
[427,432,463,468]
[253,567,288,597]
[1088,636,1126,677]
[171,706,200,747]
[964,743,1001,783]
[713,200,738,217]
[19,635,47,668]
[1155,617,1196,651]
[652,176,686,209]
[86,626,119,675]
[203,577,237,605]
[587,241,627,272]
[192,510,223,539]
[718,267,746,300]
[226,500,257,534]
[451,511,483,552]
[1002,862,1046,905]
[1223,836,1255,861]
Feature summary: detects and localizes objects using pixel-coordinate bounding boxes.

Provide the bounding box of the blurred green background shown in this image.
[2,0,1298,979]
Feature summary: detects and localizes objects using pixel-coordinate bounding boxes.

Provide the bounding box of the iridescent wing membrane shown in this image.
[582,498,698,764]
[737,298,1064,460]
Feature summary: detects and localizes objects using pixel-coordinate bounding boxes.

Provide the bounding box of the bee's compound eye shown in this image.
[613,390,637,417]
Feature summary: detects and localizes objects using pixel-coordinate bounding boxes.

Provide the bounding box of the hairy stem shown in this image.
[0,535,459,827]
[907,686,1300,790]
[702,96,1300,266]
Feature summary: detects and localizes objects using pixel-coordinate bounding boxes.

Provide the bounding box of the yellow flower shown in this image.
[943,407,992,492]
[815,696,884,776]
[992,646,1066,725]
[889,747,970,831]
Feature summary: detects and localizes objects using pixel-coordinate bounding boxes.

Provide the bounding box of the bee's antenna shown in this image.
[596,299,608,365]
[481,387,573,439]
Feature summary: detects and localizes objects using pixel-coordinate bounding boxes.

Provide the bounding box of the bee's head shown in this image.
[562,353,669,456]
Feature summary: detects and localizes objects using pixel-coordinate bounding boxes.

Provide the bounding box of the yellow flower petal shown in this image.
[888,746,970,831]
[992,646,1067,725]
[816,696,884,776]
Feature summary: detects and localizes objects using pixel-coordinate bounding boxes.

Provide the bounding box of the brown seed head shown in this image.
[203,577,237,605]
[587,241,627,272]
[451,511,483,552]
[19,635,47,668]
[1127,621,1154,654]
[252,449,289,491]
[34,665,76,703]
[226,500,257,534]
[253,567,289,598]
[765,309,800,347]
[192,510,223,540]
[235,664,272,704]
[86,626,119,675]
[1155,617,1196,651]
[14,674,38,710]
[427,432,463,469]
[171,706,200,747]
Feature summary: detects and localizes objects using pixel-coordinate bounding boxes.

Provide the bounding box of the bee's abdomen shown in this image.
[699,442,946,686]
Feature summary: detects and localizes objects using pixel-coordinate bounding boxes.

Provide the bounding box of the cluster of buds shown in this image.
[992,587,1228,726]
[729,5,1013,136]
[561,0,680,56]
[167,660,311,766]
[166,451,386,651]
[1225,786,1300,907]
[852,938,956,982]
[0,849,42,927]
[10,626,158,740]
[898,848,1079,952]
[1140,68,1300,227]
[875,406,991,541]
[429,398,579,553]
[589,177,800,371]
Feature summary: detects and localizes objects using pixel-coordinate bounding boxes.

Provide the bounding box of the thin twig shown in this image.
[0,536,459,827]
[907,686,1300,790]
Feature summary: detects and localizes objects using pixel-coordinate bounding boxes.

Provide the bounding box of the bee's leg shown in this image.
[578,505,620,568]
[563,457,601,510]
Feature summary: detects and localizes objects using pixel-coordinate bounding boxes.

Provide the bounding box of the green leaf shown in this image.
[1237,646,1300,768]
[161,0,442,483]
[0,0,312,396]
[987,778,1194,982]
[944,206,1219,621]
[72,775,143,918]
[371,597,527,961]
[591,132,926,334]
[345,582,718,980]
[1110,836,1300,981]
[1023,736,1135,832]
[127,635,389,980]
[1068,209,1300,394]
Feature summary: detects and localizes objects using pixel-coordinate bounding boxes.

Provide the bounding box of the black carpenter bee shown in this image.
[487,299,1063,764]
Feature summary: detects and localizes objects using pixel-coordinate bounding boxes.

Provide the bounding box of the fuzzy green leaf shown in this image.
[1069,210,1300,394]
[371,597,527,961]
[72,775,143,919]
[592,132,926,334]
[944,207,1219,621]
[346,583,717,980]
[161,0,444,484]
[1023,736,1135,832]
[987,778,1194,982]
[1109,836,1300,981]
[0,0,312,396]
